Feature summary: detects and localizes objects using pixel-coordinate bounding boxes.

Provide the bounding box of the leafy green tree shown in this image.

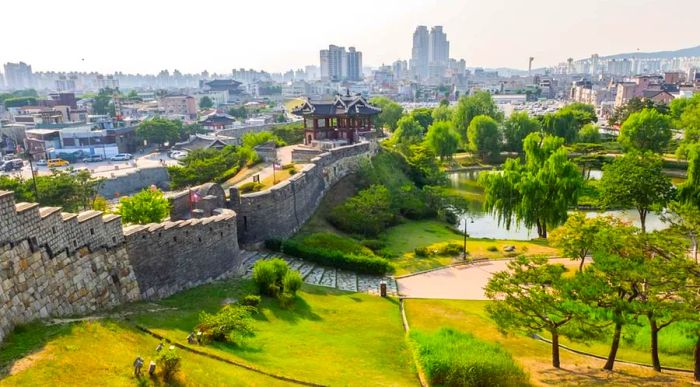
[618,108,672,153]
[118,188,170,224]
[92,88,116,116]
[675,97,700,158]
[0,169,103,212]
[271,122,305,144]
[393,116,424,145]
[559,103,597,127]
[3,97,37,108]
[549,213,624,272]
[577,123,601,143]
[467,115,501,161]
[431,104,452,122]
[406,144,447,187]
[168,145,255,189]
[485,256,575,368]
[199,96,214,109]
[425,121,460,160]
[136,117,182,146]
[241,131,285,148]
[609,96,669,126]
[541,110,578,143]
[196,304,255,345]
[679,144,700,207]
[598,152,673,232]
[369,96,403,131]
[452,91,502,142]
[502,111,541,152]
[409,107,434,131]
[479,133,583,238]
[181,123,206,138]
[228,106,248,119]
[328,185,395,236]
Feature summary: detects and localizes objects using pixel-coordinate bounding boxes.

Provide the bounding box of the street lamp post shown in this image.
[462,215,474,260]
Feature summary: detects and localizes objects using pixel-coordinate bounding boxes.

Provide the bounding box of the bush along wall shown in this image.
[282,239,393,275]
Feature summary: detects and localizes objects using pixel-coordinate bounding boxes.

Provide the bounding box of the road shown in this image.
[396,258,575,300]
[2,151,179,180]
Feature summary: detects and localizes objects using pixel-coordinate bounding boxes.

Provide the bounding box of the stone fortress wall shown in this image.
[0,140,375,343]
[0,190,240,343]
[230,141,377,244]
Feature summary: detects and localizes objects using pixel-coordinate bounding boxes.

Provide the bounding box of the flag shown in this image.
[190,190,200,203]
[272,162,281,170]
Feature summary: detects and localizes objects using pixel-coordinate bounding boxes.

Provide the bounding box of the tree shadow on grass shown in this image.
[264,296,322,324]
[537,365,686,386]
[0,321,74,378]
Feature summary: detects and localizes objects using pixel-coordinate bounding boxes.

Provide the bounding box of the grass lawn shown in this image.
[381,220,559,275]
[404,299,695,386]
[260,165,304,190]
[132,279,417,386]
[0,320,290,386]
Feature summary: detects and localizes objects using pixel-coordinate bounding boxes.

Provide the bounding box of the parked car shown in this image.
[8,159,24,169]
[35,159,48,166]
[47,159,70,168]
[110,153,133,161]
[82,155,104,163]
[0,161,14,172]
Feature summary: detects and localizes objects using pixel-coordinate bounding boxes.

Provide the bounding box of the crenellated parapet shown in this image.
[0,191,241,344]
[230,141,376,244]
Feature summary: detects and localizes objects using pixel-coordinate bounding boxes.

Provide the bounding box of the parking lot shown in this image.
[0,151,180,180]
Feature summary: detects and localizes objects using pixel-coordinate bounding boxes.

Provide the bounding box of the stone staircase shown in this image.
[238,250,398,296]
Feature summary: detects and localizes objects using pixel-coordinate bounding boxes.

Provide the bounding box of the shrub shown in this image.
[240,295,261,307]
[282,270,303,295]
[118,188,170,225]
[300,232,375,256]
[196,304,256,345]
[264,238,283,252]
[439,243,462,256]
[411,328,528,387]
[252,258,289,297]
[156,348,182,382]
[328,185,396,236]
[361,239,386,252]
[282,239,392,275]
[239,181,264,194]
[288,168,297,176]
[91,195,109,212]
[486,245,498,252]
[281,163,295,170]
[414,247,431,257]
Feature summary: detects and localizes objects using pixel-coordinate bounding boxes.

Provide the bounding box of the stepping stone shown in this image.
[288,259,305,271]
[306,266,325,285]
[299,263,315,279]
[336,270,357,292]
[319,268,336,288]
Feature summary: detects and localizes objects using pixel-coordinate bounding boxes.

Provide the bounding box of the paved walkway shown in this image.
[238,250,398,296]
[234,145,296,188]
[396,258,574,300]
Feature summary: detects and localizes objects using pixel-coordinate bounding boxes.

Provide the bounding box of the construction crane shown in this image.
[528,57,534,75]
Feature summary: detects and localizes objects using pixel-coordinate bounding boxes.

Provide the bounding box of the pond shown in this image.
[448,171,668,240]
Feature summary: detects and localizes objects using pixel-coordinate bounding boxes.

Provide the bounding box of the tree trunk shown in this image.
[694,335,700,382]
[551,329,561,368]
[542,222,547,239]
[536,220,543,239]
[650,317,661,372]
[639,208,647,234]
[578,256,585,272]
[604,321,622,371]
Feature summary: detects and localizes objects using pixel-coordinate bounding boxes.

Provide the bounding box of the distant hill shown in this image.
[599,45,700,60]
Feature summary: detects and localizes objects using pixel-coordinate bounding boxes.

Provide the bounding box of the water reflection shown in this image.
[449,170,668,240]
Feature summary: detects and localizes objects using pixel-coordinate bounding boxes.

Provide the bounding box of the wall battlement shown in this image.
[230,141,376,244]
[0,190,240,343]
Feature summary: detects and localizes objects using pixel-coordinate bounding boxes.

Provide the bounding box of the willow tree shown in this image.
[479,133,582,238]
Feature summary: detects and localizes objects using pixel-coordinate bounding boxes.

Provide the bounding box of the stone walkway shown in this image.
[238,250,398,296]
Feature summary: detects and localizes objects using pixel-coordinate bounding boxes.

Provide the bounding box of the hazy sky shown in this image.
[1,0,698,74]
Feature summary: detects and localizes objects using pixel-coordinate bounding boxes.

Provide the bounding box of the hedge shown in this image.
[282,239,393,275]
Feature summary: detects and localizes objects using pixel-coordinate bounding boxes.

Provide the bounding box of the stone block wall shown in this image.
[98,166,170,198]
[231,141,375,244]
[124,208,240,300]
[0,190,240,344]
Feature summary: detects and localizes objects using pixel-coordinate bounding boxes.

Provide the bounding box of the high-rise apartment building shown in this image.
[410,26,429,80]
[319,45,362,82]
[346,47,363,81]
[429,26,449,65]
[3,62,34,90]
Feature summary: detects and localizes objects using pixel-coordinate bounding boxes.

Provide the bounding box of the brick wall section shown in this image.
[231,141,377,244]
[0,190,241,344]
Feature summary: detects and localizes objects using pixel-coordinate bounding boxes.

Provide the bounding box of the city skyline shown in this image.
[1,0,699,75]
